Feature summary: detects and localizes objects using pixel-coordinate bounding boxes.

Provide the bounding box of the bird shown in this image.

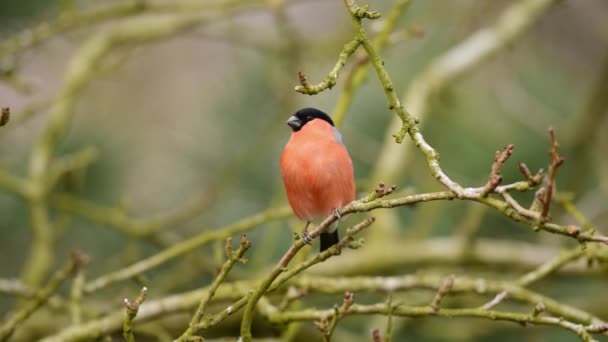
[279,107,356,252]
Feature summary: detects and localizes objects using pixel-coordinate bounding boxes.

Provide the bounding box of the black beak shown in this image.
[286,115,302,131]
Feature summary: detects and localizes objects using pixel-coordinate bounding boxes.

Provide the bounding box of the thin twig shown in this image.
[540,128,565,222]
[480,144,514,197]
[430,274,454,312]
[324,292,354,341]
[295,39,361,95]
[332,0,413,128]
[123,287,148,342]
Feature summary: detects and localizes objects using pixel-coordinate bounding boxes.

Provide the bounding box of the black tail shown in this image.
[320,230,340,253]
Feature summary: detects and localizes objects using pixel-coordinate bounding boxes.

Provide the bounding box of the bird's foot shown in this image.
[301,221,312,245]
[301,231,313,245]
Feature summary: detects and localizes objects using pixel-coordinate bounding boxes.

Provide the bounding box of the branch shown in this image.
[338,185,608,245]
[84,207,291,293]
[0,279,66,310]
[0,0,269,60]
[369,0,563,231]
[332,0,413,128]
[343,0,416,143]
[193,218,373,332]
[516,245,586,287]
[240,217,376,341]
[0,251,89,341]
[270,303,601,341]
[51,191,214,238]
[344,0,468,195]
[46,147,98,194]
[40,270,607,342]
[322,292,354,341]
[295,38,361,95]
[69,270,86,325]
[0,165,214,240]
[294,274,607,327]
[176,235,251,341]
[123,287,148,342]
[540,128,565,222]
[429,274,454,312]
[20,5,249,290]
[481,245,588,310]
[480,144,514,197]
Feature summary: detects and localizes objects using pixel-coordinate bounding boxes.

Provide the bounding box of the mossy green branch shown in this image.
[123,287,148,342]
[21,203,54,289]
[0,167,212,239]
[342,0,416,143]
[482,245,589,310]
[0,0,268,59]
[40,270,606,342]
[84,207,292,293]
[240,218,376,341]
[371,0,563,194]
[295,38,361,95]
[84,206,291,293]
[269,303,601,341]
[21,7,243,291]
[0,252,88,341]
[332,0,413,128]
[516,246,587,286]
[339,0,466,195]
[176,235,251,341]
[51,191,213,237]
[69,270,85,325]
[80,178,595,295]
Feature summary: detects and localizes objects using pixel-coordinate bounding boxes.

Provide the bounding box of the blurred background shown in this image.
[1,0,607,341]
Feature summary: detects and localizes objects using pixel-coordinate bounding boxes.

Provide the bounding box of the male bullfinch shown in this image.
[280,108,356,252]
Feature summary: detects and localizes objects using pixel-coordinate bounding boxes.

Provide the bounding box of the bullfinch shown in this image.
[280,108,356,252]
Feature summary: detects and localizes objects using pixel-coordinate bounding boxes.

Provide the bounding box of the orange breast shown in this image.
[280,120,355,221]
